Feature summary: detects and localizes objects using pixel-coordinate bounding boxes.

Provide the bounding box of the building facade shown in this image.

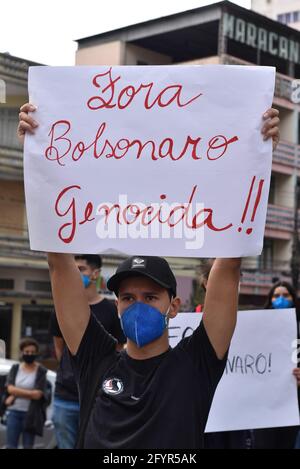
[0,53,54,360]
[252,0,300,30]
[76,0,300,306]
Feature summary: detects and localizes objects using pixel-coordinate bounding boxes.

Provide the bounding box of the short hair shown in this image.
[74,254,102,270]
[19,337,39,353]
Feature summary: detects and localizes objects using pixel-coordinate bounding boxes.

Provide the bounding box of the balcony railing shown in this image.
[241,269,291,288]
[273,141,296,168]
[274,73,294,103]
[0,52,39,82]
[0,108,22,151]
[266,204,294,232]
[296,147,300,170]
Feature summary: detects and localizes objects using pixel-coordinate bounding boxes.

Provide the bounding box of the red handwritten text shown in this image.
[87,67,203,111]
[45,120,239,166]
[54,184,233,244]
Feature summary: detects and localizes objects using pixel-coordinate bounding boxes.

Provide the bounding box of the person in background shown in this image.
[254,281,300,449]
[264,281,298,311]
[5,338,47,449]
[50,254,126,449]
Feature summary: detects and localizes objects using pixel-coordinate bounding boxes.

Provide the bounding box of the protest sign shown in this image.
[169,309,300,431]
[24,65,275,256]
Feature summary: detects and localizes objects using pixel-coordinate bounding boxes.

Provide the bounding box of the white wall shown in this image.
[124,44,172,65]
[273,238,293,267]
[274,173,295,208]
[278,108,298,143]
[76,41,172,66]
[252,0,300,21]
[76,41,123,65]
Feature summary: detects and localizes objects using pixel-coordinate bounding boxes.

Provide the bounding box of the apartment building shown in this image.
[0,53,52,359]
[252,0,300,30]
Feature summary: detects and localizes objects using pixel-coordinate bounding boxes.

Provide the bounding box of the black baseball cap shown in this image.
[107,256,177,297]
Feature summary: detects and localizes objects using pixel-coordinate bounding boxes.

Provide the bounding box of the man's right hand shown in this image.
[293,368,300,387]
[17,103,38,144]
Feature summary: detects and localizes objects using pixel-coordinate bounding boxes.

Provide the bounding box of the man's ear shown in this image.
[169,297,181,319]
[91,269,100,281]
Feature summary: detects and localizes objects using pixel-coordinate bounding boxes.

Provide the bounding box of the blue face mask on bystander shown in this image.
[272,296,294,309]
[80,274,91,289]
[120,301,172,347]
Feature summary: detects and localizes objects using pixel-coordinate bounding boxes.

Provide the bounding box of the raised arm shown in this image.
[48,253,90,355]
[17,107,91,356]
[203,258,240,359]
[202,108,280,360]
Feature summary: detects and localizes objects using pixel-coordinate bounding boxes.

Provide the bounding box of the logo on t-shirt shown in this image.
[102,378,124,395]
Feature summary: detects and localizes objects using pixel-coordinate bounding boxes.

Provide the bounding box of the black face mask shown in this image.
[22,354,37,364]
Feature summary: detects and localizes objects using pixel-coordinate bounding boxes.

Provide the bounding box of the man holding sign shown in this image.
[18,66,279,449]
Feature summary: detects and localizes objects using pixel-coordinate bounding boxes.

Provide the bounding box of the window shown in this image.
[0,279,14,290]
[25,280,52,292]
[277,13,289,24]
[293,11,300,22]
[0,304,12,357]
[259,239,274,270]
[298,115,300,144]
[277,11,300,24]
[22,305,53,359]
[268,176,276,205]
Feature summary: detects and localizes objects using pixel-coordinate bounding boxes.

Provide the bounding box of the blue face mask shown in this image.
[120,301,171,348]
[80,274,91,289]
[272,296,294,309]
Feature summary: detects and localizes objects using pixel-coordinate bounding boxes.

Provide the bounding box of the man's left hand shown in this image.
[262,108,280,152]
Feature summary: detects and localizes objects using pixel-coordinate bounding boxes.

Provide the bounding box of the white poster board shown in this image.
[24,65,275,257]
[169,309,300,432]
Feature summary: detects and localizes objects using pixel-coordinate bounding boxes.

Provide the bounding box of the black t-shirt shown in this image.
[50,298,126,402]
[72,314,227,449]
